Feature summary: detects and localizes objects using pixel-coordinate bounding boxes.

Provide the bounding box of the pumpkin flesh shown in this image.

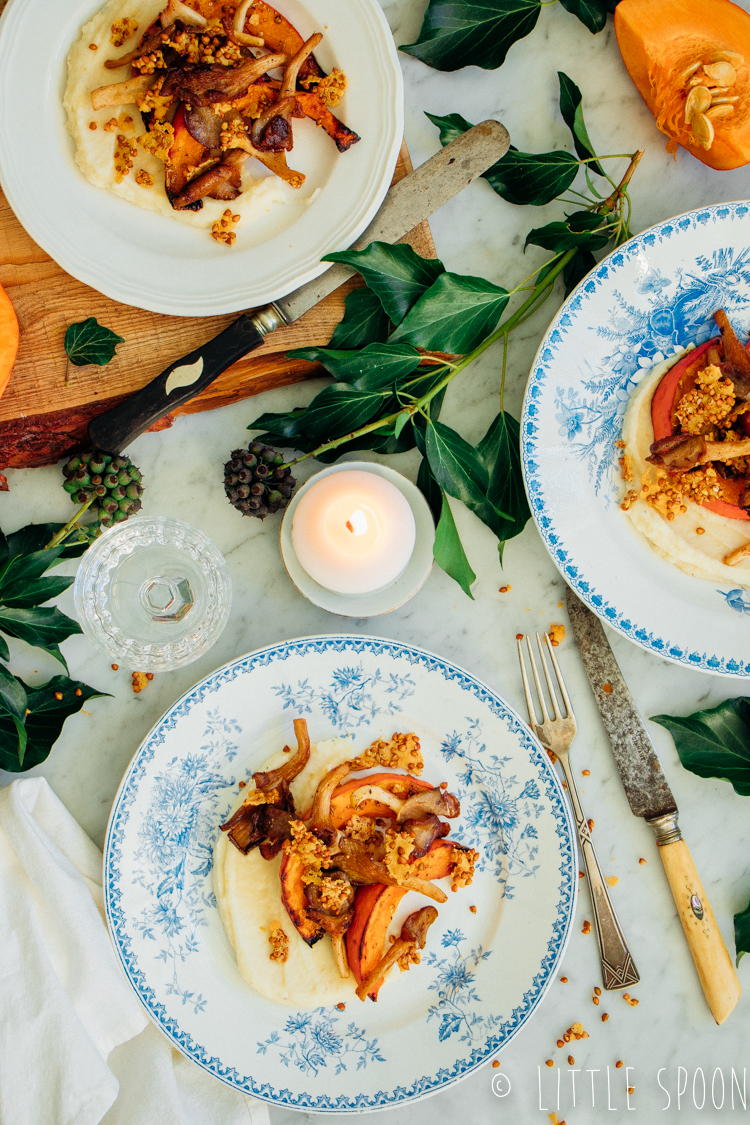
[615,0,750,170]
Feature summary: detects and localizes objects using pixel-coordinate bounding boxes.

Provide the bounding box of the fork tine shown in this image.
[535,633,562,721]
[543,632,574,719]
[516,636,539,726]
[525,635,551,724]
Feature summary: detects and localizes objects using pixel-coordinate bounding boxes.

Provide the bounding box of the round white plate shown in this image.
[522,201,750,678]
[280,462,435,617]
[0,0,402,315]
[104,635,576,1111]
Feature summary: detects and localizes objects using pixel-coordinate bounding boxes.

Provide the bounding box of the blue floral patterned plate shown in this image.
[104,635,576,1112]
[522,201,750,677]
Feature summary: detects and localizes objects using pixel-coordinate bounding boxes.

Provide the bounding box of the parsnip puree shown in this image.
[64,0,286,229]
[621,352,750,586]
[213,736,356,1006]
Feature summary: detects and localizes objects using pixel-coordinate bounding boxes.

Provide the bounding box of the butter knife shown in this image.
[565,586,742,1025]
[88,119,510,455]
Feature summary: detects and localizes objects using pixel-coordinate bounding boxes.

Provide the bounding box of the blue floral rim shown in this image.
[103,635,577,1111]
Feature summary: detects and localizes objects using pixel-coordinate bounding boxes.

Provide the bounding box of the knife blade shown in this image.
[88,119,510,455]
[565,586,742,1025]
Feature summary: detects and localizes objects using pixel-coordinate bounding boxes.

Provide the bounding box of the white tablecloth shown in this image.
[0,777,270,1125]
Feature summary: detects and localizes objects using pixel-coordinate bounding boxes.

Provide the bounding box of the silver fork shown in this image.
[517,633,640,991]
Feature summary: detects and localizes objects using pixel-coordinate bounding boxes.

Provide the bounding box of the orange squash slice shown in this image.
[615,0,750,169]
[0,283,19,400]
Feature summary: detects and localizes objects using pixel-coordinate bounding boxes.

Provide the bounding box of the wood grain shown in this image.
[659,837,742,1025]
[0,141,435,467]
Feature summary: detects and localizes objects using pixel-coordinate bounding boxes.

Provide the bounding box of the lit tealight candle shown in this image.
[291,470,416,596]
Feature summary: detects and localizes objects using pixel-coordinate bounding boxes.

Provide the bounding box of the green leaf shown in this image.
[0,675,109,774]
[287,342,423,391]
[324,243,445,325]
[417,457,443,524]
[250,407,308,446]
[0,546,65,591]
[0,662,28,766]
[328,288,391,349]
[735,898,750,965]
[64,317,124,367]
[650,698,750,796]
[0,606,82,670]
[425,420,490,509]
[525,217,611,254]
[477,410,531,559]
[0,635,9,663]
[563,247,597,295]
[558,0,608,33]
[558,72,605,174]
[433,493,476,598]
[0,575,74,609]
[5,523,90,563]
[426,111,581,206]
[400,0,541,72]
[391,273,509,354]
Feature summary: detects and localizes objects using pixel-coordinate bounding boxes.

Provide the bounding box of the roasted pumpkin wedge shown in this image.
[329,773,433,828]
[615,0,750,169]
[650,337,750,520]
[0,284,19,401]
[279,848,325,946]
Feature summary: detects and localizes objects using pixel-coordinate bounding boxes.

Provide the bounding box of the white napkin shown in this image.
[0,777,270,1125]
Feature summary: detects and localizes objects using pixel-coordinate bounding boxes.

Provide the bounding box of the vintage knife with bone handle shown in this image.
[87,120,510,455]
[565,586,742,1025]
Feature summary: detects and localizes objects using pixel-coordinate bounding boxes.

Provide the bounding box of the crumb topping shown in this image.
[269,922,289,962]
[383,829,415,882]
[350,733,423,775]
[286,820,331,885]
[675,364,735,433]
[138,121,174,161]
[110,17,138,47]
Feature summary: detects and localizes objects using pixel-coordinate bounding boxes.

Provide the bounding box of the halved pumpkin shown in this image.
[0,283,19,400]
[615,0,750,169]
[650,337,750,520]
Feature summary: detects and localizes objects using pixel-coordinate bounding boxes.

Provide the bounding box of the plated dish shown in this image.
[104,636,575,1111]
[0,0,402,314]
[522,201,750,677]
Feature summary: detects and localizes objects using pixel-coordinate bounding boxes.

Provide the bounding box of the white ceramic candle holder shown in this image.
[280,461,435,617]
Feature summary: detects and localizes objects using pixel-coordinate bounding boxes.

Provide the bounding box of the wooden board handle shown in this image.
[659,837,741,1024]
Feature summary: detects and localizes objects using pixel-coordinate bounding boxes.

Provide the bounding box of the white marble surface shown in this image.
[5,2,750,1120]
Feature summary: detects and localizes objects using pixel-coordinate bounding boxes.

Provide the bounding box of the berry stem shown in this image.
[45,496,95,550]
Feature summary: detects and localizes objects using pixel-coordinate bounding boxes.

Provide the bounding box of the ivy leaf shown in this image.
[426,112,580,206]
[417,457,443,524]
[477,410,531,560]
[64,317,124,367]
[558,0,608,33]
[252,384,390,452]
[0,674,109,774]
[324,243,445,325]
[525,217,611,255]
[0,606,82,671]
[735,899,750,964]
[0,663,28,767]
[563,247,598,295]
[4,523,92,564]
[391,274,509,354]
[250,407,308,446]
[400,0,541,72]
[287,342,423,391]
[650,698,750,796]
[558,72,605,174]
[434,494,476,598]
[328,288,390,349]
[425,420,491,509]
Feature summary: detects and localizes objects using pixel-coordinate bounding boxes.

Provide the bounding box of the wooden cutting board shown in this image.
[0,141,435,469]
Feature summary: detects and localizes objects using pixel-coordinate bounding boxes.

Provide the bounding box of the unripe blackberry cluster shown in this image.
[62,449,144,529]
[224,442,295,518]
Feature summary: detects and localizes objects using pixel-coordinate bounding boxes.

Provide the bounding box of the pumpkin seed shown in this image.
[691,112,715,149]
[685,85,712,122]
[706,104,734,119]
[706,50,743,67]
[687,74,710,87]
[711,95,740,104]
[704,61,736,86]
[681,60,702,81]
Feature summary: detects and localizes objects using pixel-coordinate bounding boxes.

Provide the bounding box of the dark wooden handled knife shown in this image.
[566,586,742,1025]
[87,120,510,455]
